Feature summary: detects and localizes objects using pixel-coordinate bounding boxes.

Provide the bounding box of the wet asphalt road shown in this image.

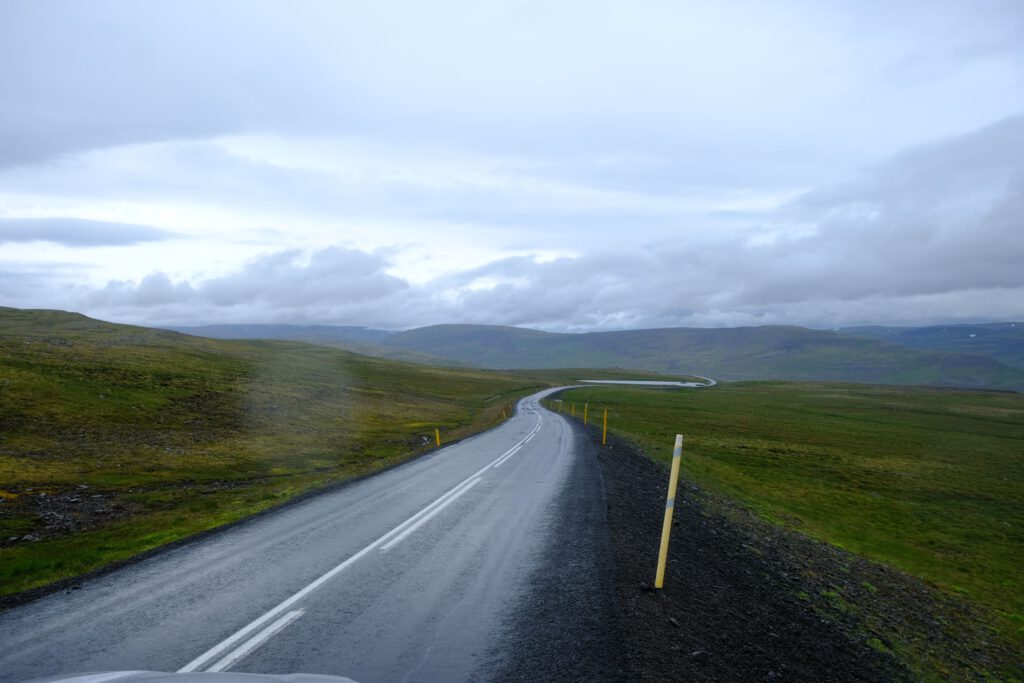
[0,388,604,682]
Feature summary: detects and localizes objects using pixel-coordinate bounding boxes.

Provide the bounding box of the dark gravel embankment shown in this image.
[597,428,907,682]
[496,418,912,681]
[589,420,1021,682]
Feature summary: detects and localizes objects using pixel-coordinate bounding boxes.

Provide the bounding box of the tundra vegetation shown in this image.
[560,382,1024,677]
[0,308,542,599]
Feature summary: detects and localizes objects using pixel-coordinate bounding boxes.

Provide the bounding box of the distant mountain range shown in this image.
[840,323,1024,370]
[171,321,1024,391]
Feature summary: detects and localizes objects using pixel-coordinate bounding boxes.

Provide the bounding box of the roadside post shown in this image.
[602,409,608,446]
[435,428,441,447]
[571,402,575,417]
[655,434,684,589]
[584,402,589,425]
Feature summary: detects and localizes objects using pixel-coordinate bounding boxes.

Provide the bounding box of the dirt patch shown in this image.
[0,487,136,546]
[592,425,1023,681]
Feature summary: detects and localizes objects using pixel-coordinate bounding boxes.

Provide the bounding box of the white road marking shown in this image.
[493,419,543,469]
[491,445,522,468]
[205,609,305,672]
[380,477,483,552]
[179,410,545,673]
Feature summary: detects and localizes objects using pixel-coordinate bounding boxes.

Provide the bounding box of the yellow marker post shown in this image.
[602,409,608,446]
[571,402,575,417]
[584,402,589,425]
[655,434,684,589]
[435,428,441,447]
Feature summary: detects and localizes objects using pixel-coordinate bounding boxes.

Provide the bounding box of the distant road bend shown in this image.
[579,375,717,388]
[0,388,610,682]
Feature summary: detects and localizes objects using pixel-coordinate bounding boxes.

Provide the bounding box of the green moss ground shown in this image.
[0,308,543,598]
[558,382,1024,648]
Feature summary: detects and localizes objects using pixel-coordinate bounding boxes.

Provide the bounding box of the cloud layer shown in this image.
[19,113,1014,331]
[0,217,174,246]
[1,1,1022,329]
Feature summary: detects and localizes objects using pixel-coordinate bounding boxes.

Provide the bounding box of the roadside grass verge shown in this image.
[0,308,544,600]
[558,382,1024,668]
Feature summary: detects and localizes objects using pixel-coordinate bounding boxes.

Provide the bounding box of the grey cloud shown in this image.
[0,217,176,246]
[3,3,1023,330]
[3,0,1022,183]
[28,110,1024,330]
[199,248,408,307]
[0,261,90,309]
[79,247,409,325]
[728,114,1024,306]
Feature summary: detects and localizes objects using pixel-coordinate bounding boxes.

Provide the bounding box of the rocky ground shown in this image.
[0,485,132,547]
[592,424,1021,681]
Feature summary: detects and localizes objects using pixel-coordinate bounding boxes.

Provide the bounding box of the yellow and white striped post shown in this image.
[602,408,608,446]
[435,428,441,447]
[655,434,684,589]
[583,402,589,425]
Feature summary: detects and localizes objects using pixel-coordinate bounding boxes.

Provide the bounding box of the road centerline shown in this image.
[380,476,483,552]
[206,609,306,673]
[178,410,544,673]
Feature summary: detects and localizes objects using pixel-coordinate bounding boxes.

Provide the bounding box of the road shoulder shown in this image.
[492,418,621,681]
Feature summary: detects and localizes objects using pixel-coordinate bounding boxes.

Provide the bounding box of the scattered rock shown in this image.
[690,650,709,663]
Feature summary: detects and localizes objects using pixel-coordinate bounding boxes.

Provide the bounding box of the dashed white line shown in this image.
[205,609,305,672]
[179,410,544,673]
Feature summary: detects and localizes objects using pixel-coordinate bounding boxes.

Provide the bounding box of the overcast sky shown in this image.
[1,0,1022,331]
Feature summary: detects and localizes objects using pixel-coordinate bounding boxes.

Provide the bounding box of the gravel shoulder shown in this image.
[591,423,1022,681]
[500,410,1022,680]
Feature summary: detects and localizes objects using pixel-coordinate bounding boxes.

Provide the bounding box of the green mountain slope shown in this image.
[842,322,1024,370]
[168,323,458,366]
[157,321,1024,390]
[385,324,1024,390]
[0,307,541,598]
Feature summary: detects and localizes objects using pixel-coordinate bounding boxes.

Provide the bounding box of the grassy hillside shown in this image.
[386,324,1024,391]
[168,322,1024,390]
[169,323,456,366]
[0,308,543,599]
[558,382,1024,659]
[843,322,1024,370]
[171,323,393,344]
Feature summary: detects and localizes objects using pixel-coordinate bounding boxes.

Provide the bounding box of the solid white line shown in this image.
[205,609,305,672]
[380,477,482,552]
[179,412,546,674]
[493,420,543,468]
[372,475,482,548]
[491,445,522,468]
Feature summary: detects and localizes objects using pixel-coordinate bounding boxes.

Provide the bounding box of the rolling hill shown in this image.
[0,307,542,598]
[842,322,1024,370]
[169,323,457,366]
[168,321,1024,391]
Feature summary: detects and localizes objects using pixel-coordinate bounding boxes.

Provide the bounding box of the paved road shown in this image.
[0,388,605,682]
